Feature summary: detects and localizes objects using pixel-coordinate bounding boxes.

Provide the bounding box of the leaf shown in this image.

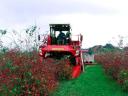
[0,30,7,35]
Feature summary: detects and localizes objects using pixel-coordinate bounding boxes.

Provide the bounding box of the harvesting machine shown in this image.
[38,24,84,78]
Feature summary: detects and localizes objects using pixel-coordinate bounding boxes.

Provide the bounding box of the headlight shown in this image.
[75,50,79,56]
[39,48,42,56]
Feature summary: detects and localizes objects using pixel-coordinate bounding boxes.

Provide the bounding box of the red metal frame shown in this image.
[39,25,84,78]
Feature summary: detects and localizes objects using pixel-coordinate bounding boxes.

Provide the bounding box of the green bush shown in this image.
[119,70,128,80]
[122,79,128,92]
[56,65,72,81]
[118,70,128,92]
[55,60,72,81]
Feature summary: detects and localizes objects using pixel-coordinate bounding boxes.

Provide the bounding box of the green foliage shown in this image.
[1,47,9,53]
[56,66,72,81]
[1,84,10,95]
[122,80,128,92]
[107,67,115,76]
[6,60,13,68]
[0,60,13,71]
[88,48,94,55]
[119,70,128,80]
[119,70,128,92]
[10,66,19,73]
[11,84,21,95]
[25,25,37,36]
[88,43,121,54]
[103,43,115,49]
[0,29,7,35]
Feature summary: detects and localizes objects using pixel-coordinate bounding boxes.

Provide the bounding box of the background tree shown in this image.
[0,29,7,49]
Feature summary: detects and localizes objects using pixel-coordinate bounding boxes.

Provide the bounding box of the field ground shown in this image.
[52,64,128,96]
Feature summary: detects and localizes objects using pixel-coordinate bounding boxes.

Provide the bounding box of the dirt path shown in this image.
[52,64,128,96]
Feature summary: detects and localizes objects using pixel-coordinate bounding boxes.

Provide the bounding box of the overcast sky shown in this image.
[0,0,128,48]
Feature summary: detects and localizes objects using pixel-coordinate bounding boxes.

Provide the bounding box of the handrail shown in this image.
[81,51,84,72]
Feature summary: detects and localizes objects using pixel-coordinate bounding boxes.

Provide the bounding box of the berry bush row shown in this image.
[95,50,128,92]
[0,50,72,96]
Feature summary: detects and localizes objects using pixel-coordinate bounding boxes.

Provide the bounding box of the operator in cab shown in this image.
[66,31,71,44]
[57,31,66,45]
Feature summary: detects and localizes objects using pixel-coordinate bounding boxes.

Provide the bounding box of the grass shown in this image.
[52,64,128,96]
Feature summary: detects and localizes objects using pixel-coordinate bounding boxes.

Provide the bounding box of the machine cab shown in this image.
[49,24,71,45]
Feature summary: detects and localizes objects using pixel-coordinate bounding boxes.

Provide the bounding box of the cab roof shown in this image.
[49,24,70,31]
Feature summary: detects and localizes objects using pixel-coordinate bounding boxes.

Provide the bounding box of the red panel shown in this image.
[42,45,76,56]
[72,65,81,78]
[47,35,51,45]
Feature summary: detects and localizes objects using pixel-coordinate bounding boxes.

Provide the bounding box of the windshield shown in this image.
[55,31,69,38]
